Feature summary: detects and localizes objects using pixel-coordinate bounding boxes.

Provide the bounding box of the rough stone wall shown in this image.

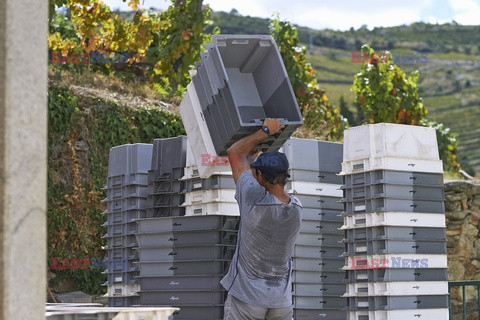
[445,181,480,319]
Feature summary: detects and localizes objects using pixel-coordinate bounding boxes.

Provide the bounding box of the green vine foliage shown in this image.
[351,44,427,125]
[269,17,345,140]
[48,86,185,293]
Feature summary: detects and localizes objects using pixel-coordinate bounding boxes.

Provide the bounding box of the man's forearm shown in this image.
[227,129,267,158]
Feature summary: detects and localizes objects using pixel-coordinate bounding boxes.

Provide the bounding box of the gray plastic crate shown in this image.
[283,138,343,173]
[195,35,303,156]
[138,275,223,291]
[104,209,146,224]
[342,239,447,255]
[299,220,342,234]
[136,215,239,233]
[343,184,444,202]
[106,247,138,261]
[342,197,445,214]
[148,167,184,182]
[342,170,444,188]
[146,206,185,218]
[106,197,148,212]
[293,271,346,284]
[149,194,185,208]
[301,208,343,221]
[108,143,153,177]
[106,271,139,285]
[106,173,149,188]
[139,290,226,306]
[293,296,346,309]
[293,283,345,296]
[293,257,344,272]
[288,169,342,184]
[135,230,237,247]
[294,245,344,259]
[344,268,448,283]
[347,295,449,310]
[150,137,187,179]
[105,222,138,237]
[183,175,235,192]
[295,233,344,246]
[202,87,297,155]
[105,185,148,201]
[344,226,446,241]
[107,296,139,307]
[104,234,138,249]
[148,180,184,195]
[137,245,235,262]
[295,195,343,210]
[293,308,346,320]
[138,260,230,277]
[171,306,224,320]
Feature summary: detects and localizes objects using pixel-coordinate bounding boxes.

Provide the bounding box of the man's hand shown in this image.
[263,118,285,135]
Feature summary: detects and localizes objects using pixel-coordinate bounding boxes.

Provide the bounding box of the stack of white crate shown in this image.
[282,138,347,320]
[340,124,449,320]
[180,141,238,216]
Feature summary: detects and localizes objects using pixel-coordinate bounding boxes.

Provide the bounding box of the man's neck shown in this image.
[266,185,290,204]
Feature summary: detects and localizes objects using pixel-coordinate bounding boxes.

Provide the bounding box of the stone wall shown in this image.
[445,180,480,319]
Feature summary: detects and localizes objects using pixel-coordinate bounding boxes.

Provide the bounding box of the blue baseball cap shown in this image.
[251,151,290,178]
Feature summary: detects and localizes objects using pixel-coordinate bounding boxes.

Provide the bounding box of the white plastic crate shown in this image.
[343,123,440,162]
[184,202,239,216]
[107,284,140,296]
[285,181,342,197]
[347,309,449,320]
[180,80,231,178]
[341,212,446,229]
[181,165,232,180]
[181,189,236,206]
[46,306,178,320]
[340,157,443,175]
[343,254,447,270]
[344,281,448,297]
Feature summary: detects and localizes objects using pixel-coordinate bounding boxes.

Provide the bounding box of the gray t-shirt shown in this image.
[220,170,302,308]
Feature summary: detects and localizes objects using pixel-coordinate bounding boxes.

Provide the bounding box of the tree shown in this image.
[351,44,427,124]
[269,17,345,140]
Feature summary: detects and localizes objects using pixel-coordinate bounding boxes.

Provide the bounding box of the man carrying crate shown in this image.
[221,118,302,320]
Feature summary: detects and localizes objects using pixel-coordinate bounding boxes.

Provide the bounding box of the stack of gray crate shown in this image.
[146,136,188,218]
[135,215,239,319]
[281,138,347,320]
[190,34,303,156]
[340,124,449,320]
[102,143,153,307]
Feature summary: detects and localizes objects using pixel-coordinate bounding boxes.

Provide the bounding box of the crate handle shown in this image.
[169,267,178,270]
[410,204,418,208]
[168,252,177,256]
[173,223,182,226]
[318,175,326,179]
[168,238,178,242]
